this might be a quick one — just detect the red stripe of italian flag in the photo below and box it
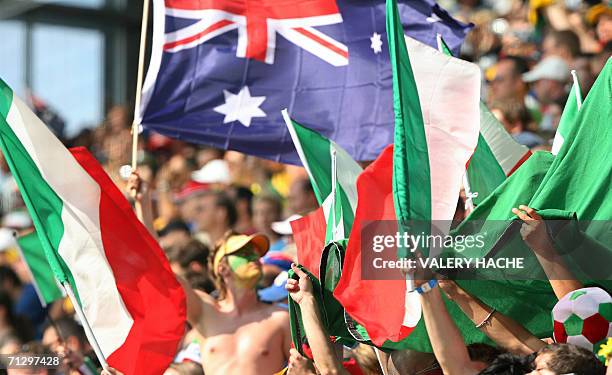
[0,79,185,375]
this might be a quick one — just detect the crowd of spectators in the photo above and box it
[0,0,610,374]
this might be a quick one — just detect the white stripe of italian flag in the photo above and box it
[437,34,531,206]
[0,79,185,375]
[477,103,532,176]
[463,103,532,206]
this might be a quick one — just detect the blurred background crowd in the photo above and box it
[0,0,611,374]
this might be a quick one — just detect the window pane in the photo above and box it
[40,0,106,8]
[0,21,26,95]
[32,24,104,138]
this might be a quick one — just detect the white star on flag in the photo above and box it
[370,32,383,54]
[214,86,266,127]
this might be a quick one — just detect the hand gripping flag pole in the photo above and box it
[131,0,151,170]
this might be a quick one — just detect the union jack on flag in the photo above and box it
[163,0,349,66]
[140,0,472,164]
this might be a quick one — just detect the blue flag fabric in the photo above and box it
[140,0,472,164]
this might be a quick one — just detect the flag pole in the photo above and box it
[436,33,443,52]
[374,348,389,375]
[61,281,110,371]
[570,70,582,110]
[46,310,65,344]
[130,0,152,170]
[330,149,337,239]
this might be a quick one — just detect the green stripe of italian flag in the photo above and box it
[0,79,185,375]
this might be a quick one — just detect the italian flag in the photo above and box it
[0,79,186,375]
[283,109,361,235]
[438,35,531,206]
[283,111,362,275]
[334,0,481,345]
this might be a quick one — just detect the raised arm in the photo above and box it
[286,264,348,375]
[127,170,219,336]
[440,279,545,355]
[176,276,220,338]
[417,280,480,375]
[154,164,180,222]
[126,171,157,239]
[512,205,583,300]
[177,277,204,323]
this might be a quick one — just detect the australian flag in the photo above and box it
[139,0,472,164]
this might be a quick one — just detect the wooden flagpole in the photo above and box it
[131,0,152,170]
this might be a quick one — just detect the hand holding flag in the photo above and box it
[401,250,434,291]
[512,205,583,299]
[512,205,552,252]
[126,172,147,201]
[286,263,315,306]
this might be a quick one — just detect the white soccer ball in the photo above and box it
[552,287,612,352]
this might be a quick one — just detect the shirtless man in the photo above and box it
[127,173,291,375]
[183,233,291,374]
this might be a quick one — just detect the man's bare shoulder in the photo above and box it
[194,289,223,329]
[263,304,290,325]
